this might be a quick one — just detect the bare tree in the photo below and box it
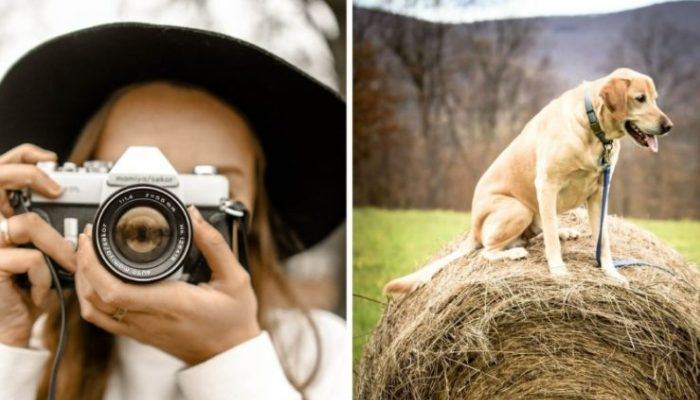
[445,18,552,151]
[353,10,406,206]
[353,7,553,209]
[436,18,554,208]
[374,13,450,206]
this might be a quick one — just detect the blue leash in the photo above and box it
[586,90,649,270]
[596,154,697,291]
[594,165,647,268]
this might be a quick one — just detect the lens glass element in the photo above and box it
[93,184,192,283]
[114,206,171,264]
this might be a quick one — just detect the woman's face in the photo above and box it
[94,82,257,213]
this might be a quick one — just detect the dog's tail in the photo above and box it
[383,232,480,295]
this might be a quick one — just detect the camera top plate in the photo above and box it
[28,146,230,207]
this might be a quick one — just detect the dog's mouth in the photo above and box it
[624,121,658,153]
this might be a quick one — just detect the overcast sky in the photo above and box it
[353,0,689,22]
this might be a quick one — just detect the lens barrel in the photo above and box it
[93,184,192,283]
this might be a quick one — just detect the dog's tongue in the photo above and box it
[645,135,658,152]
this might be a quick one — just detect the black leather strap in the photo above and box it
[585,89,613,167]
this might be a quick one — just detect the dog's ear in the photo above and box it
[600,78,630,121]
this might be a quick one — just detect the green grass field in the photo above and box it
[352,208,700,369]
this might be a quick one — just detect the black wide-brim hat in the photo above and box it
[0,22,345,258]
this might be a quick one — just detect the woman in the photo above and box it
[0,23,346,400]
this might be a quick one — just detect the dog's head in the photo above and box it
[598,68,672,152]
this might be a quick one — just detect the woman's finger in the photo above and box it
[3,213,77,272]
[0,144,57,165]
[189,206,247,284]
[76,232,139,310]
[0,192,14,217]
[77,231,181,312]
[74,257,121,318]
[74,257,103,309]
[75,292,132,337]
[0,164,62,198]
[0,248,52,308]
[74,257,157,336]
[74,260,132,317]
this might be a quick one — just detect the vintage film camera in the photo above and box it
[12,146,249,287]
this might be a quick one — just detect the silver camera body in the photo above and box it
[14,146,242,285]
[32,146,229,213]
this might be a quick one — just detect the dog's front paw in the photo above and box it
[482,247,529,261]
[507,247,529,260]
[549,264,570,277]
[602,267,629,285]
[558,228,581,241]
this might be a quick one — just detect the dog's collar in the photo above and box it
[585,88,613,167]
[585,89,612,146]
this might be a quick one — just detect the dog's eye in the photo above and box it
[636,94,646,103]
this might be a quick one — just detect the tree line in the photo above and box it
[353,6,700,219]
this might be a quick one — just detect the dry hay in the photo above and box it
[357,210,700,400]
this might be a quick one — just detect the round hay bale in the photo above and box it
[357,210,700,400]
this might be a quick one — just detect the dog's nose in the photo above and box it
[660,118,673,134]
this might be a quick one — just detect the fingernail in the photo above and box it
[42,150,58,160]
[79,232,92,245]
[49,180,63,194]
[189,206,203,222]
[85,224,93,237]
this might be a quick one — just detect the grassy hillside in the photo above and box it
[353,208,700,368]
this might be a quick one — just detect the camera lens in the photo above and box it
[93,184,192,283]
[114,206,171,263]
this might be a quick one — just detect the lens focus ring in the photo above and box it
[93,184,192,283]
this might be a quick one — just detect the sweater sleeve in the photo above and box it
[302,311,350,400]
[0,343,50,400]
[177,331,301,400]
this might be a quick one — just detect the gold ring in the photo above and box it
[0,218,14,246]
[111,308,128,322]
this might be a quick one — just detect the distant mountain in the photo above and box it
[529,1,700,87]
[356,1,700,91]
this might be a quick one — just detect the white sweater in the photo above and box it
[0,309,348,400]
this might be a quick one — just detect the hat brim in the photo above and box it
[0,22,346,257]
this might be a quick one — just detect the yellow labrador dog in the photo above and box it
[385,68,672,294]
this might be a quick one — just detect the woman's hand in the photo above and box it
[75,206,261,365]
[0,144,76,347]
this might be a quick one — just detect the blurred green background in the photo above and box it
[352,208,700,369]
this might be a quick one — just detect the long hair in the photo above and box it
[36,82,321,399]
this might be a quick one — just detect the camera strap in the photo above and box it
[220,200,251,271]
[232,218,250,271]
[9,191,66,400]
